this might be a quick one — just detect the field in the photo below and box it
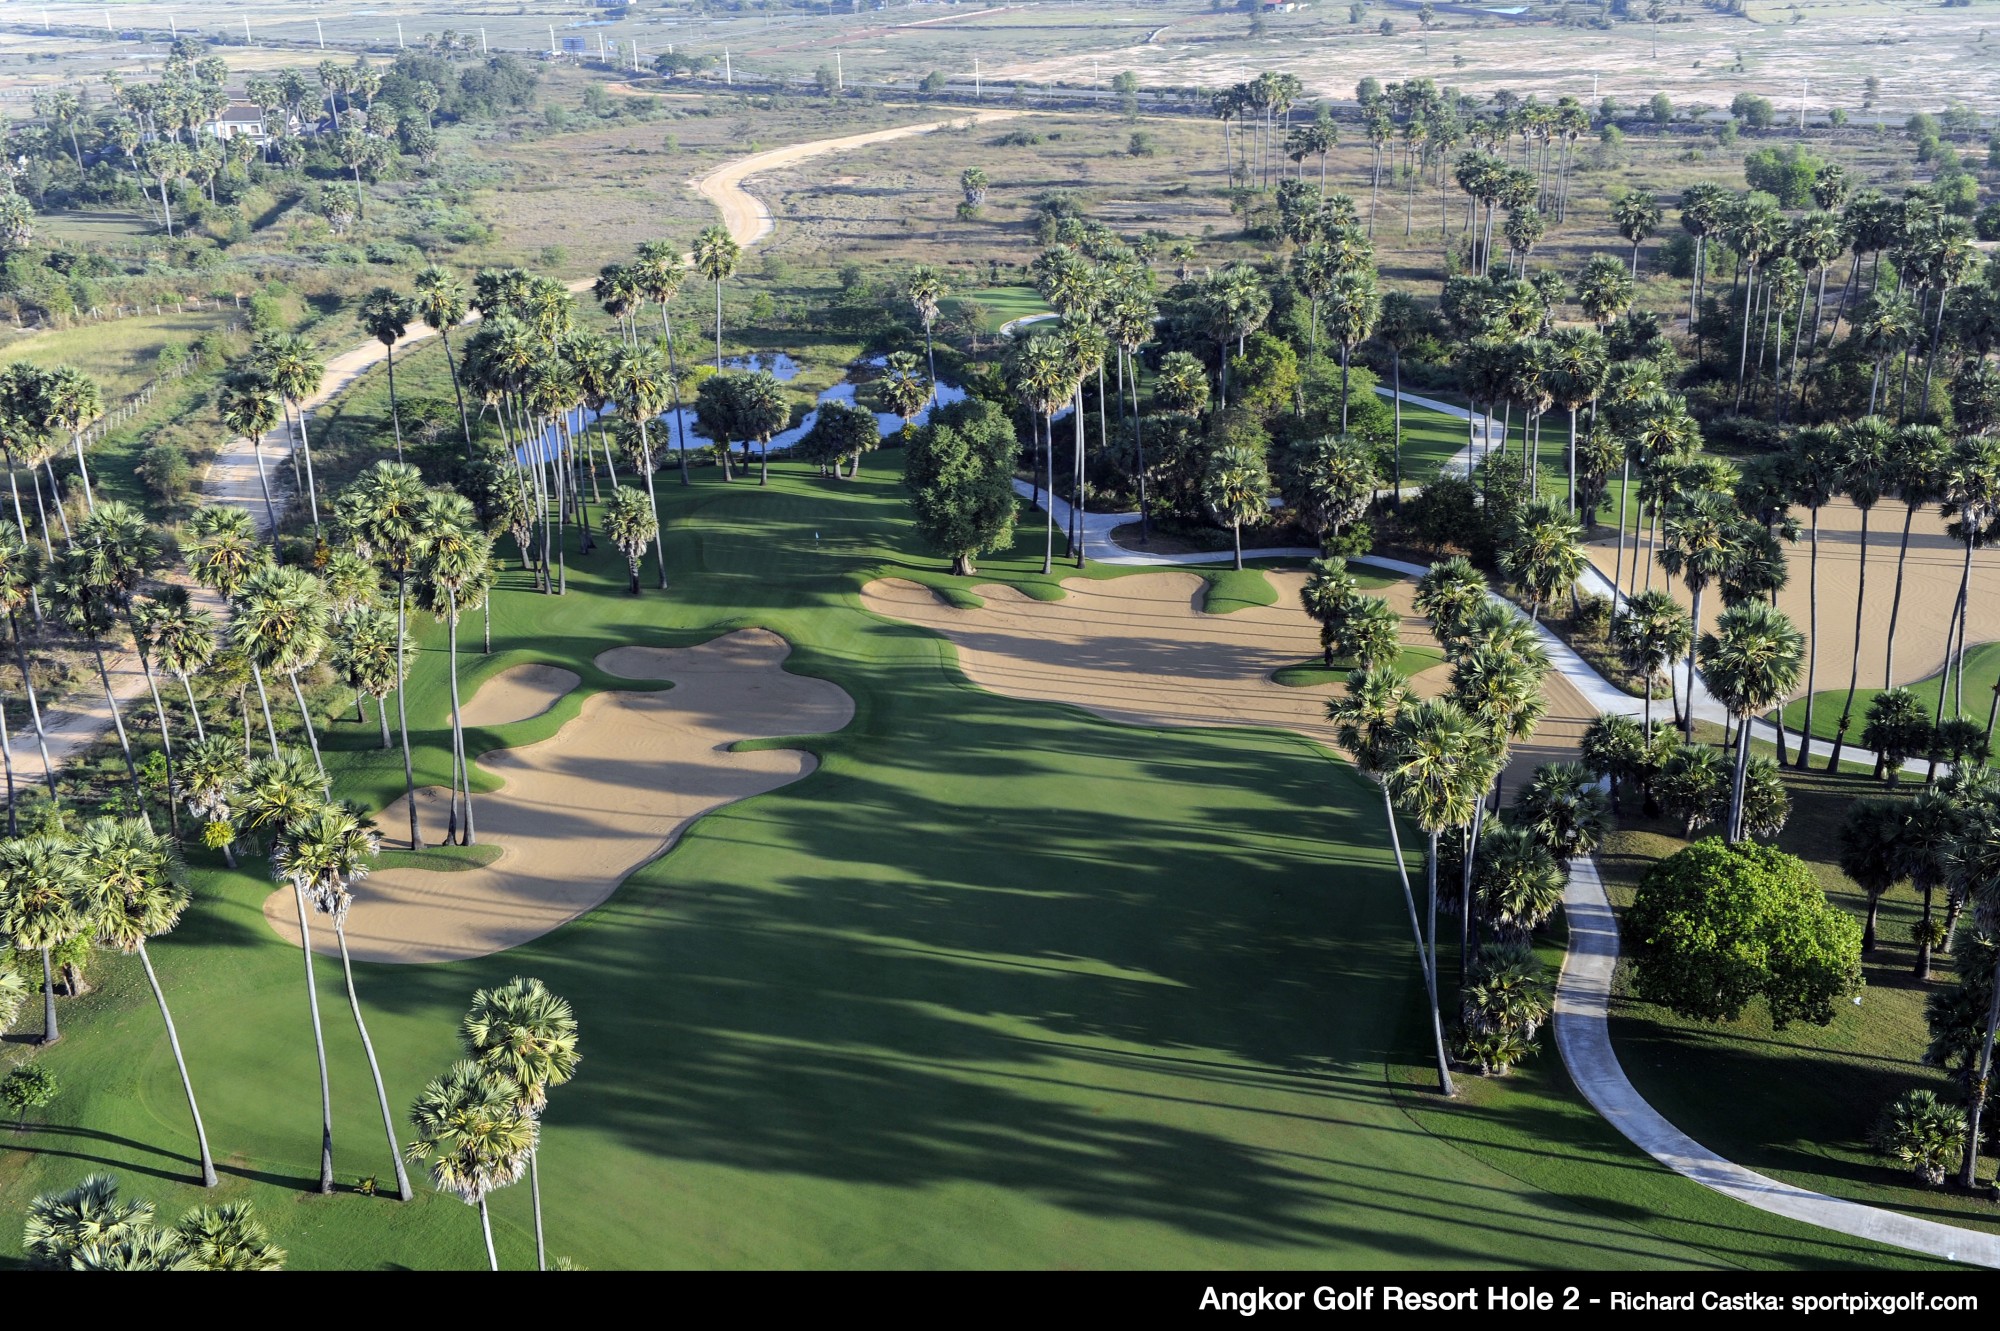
[0,443,1945,1271]
[0,308,237,400]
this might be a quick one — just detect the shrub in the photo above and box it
[138,442,194,507]
[1871,1090,1965,1187]
[1,1064,57,1127]
[1629,838,1863,1027]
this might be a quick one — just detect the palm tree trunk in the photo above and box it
[38,946,57,1045]
[1613,456,1630,594]
[1339,347,1352,432]
[334,924,415,1202]
[1382,786,1452,1095]
[0,697,14,838]
[181,674,205,742]
[287,671,323,775]
[1729,711,1751,842]
[1232,519,1243,571]
[1796,510,1820,768]
[136,938,217,1187]
[93,643,145,811]
[439,327,474,459]
[291,884,336,1194]
[1883,502,1918,689]
[1958,951,2000,1188]
[531,1151,546,1271]
[1424,828,1455,1095]
[1735,263,1757,406]
[249,434,280,546]
[1566,407,1578,515]
[1916,879,1936,981]
[377,695,391,749]
[447,595,474,845]
[394,576,421,851]
[1828,506,1869,770]
[384,344,403,462]
[133,639,179,835]
[41,458,71,544]
[292,402,322,539]
[1042,413,1055,576]
[68,431,95,514]
[478,1195,499,1270]
[633,420,669,590]
[1128,350,1150,542]
[1683,586,1703,743]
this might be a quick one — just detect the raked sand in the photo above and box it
[262,629,853,965]
[859,569,1596,793]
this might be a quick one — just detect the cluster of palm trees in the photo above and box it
[1207,72,1307,192]
[24,1175,284,1270]
[407,977,578,1271]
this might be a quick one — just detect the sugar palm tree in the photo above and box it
[1612,190,1661,277]
[1053,317,1108,565]
[632,241,695,486]
[1373,292,1434,503]
[359,287,417,461]
[1291,241,1337,361]
[255,335,327,541]
[1202,442,1271,572]
[1450,643,1548,961]
[138,588,216,743]
[1012,333,1075,575]
[608,344,674,580]
[174,1202,285,1271]
[1828,416,1892,768]
[464,977,580,1272]
[276,801,413,1202]
[1299,555,1359,667]
[43,541,146,811]
[603,486,658,596]
[1324,269,1381,432]
[1898,784,1968,982]
[231,564,330,771]
[217,374,285,540]
[1946,820,2000,1186]
[76,818,217,1187]
[44,366,103,516]
[691,224,741,370]
[175,734,247,868]
[1107,293,1158,540]
[328,607,405,749]
[1881,424,1951,689]
[1470,823,1564,942]
[1936,436,2000,738]
[333,461,428,850]
[413,491,488,845]
[1414,556,1488,656]
[1386,697,1499,1097]
[406,1062,539,1270]
[906,266,948,399]
[1837,796,1906,954]
[0,835,84,1045]
[0,531,57,802]
[1610,590,1690,732]
[1328,666,1454,1092]
[1545,327,1607,514]
[1657,490,1740,741]
[1699,601,1805,841]
[1783,424,1841,766]
[412,265,474,453]
[21,1176,153,1269]
[1498,496,1586,623]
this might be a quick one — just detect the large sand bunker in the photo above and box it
[458,664,581,729]
[263,629,854,964]
[859,570,1593,790]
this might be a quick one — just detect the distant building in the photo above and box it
[561,36,587,53]
[202,102,269,141]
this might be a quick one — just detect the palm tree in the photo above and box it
[691,224,741,370]
[633,241,695,488]
[1657,491,1740,741]
[608,344,674,583]
[1897,785,1967,982]
[1107,293,1158,540]
[1052,317,1108,566]
[1291,241,1337,361]
[1579,712,1646,813]
[603,486,658,595]
[1881,424,1951,689]
[1611,590,1691,732]
[464,977,580,1272]
[1612,190,1661,277]
[359,287,417,461]
[412,265,474,454]
[1012,334,1075,576]
[1946,819,2000,1186]
[1726,195,1784,407]
[175,1202,286,1270]
[1783,424,1841,766]
[76,818,217,1186]
[1837,797,1906,954]
[1373,292,1434,503]
[1697,602,1805,841]
[328,607,405,749]
[1324,270,1381,432]
[1545,327,1607,515]
[21,1176,154,1269]
[333,462,427,850]
[1470,823,1565,943]
[0,533,56,803]
[406,1062,539,1270]
[1514,761,1609,865]
[1935,436,2000,739]
[276,802,414,1202]
[1498,496,1586,623]
[1415,556,1490,656]
[1387,697,1499,1096]
[256,336,328,542]
[1828,416,1892,768]
[1575,254,1634,330]
[231,565,330,771]
[138,588,216,743]
[175,734,247,867]
[413,491,489,845]
[1328,667,1454,1092]
[1450,643,1549,960]
[1202,442,1270,572]
[0,835,84,1045]
[906,266,949,398]
[43,540,147,811]
[44,366,104,516]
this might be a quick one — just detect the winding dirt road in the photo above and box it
[11,111,1006,790]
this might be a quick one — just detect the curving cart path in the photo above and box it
[11,112,1012,791]
[1014,480,1998,1268]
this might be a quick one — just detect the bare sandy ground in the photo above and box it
[261,629,853,965]
[458,664,581,729]
[1595,494,2000,700]
[859,570,1593,795]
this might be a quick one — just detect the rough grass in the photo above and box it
[0,309,236,401]
[1272,644,1445,689]
[1786,642,2000,755]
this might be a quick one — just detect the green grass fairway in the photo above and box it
[0,448,1951,1270]
[1785,642,2000,756]
[943,286,1049,333]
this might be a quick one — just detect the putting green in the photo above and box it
[0,454,1943,1270]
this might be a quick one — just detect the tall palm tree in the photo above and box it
[632,240,695,487]
[1373,292,1433,504]
[1698,602,1805,841]
[277,801,414,1202]
[43,366,104,516]
[1449,643,1548,960]
[43,540,146,811]
[1545,327,1608,515]
[411,265,474,454]
[1386,697,1498,1096]
[76,818,218,1186]
[603,487,658,596]
[255,336,328,542]
[1778,424,1839,765]
[1657,490,1740,741]
[1012,334,1075,576]
[138,588,216,743]
[1881,423,1951,689]
[608,344,674,581]
[1328,667,1454,1092]
[464,977,580,1272]
[413,491,488,846]
[1414,556,1489,654]
[328,607,405,748]
[1291,241,1338,361]
[406,1062,538,1270]
[1202,442,1271,572]
[1324,269,1381,432]
[359,287,417,461]
[1897,784,1967,982]
[216,376,282,542]
[1946,820,2000,1186]
[1611,590,1692,733]
[1611,190,1661,277]
[231,565,330,771]
[1837,797,1906,954]
[0,531,57,801]
[333,462,427,850]
[0,835,84,1045]
[1935,436,2000,739]
[691,224,741,371]
[1498,496,1585,623]
[1053,316,1108,566]
[1107,293,1157,541]
[1829,416,1892,768]
[175,734,247,867]
[906,265,949,399]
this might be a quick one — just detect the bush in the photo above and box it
[0,1064,57,1127]
[1127,131,1157,157]
[1629,838,1863,1028]
[137,441,194,507]
[1871,1090,1965,1187]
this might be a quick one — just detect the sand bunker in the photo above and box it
[859,570,1593,792]
[263,629,853,964]
[458,664,582,729]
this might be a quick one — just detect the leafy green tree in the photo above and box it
[902,398,1019,577]
[1,1064,56,1128]
[1630,838,1863,1027]
[796,399,879,480]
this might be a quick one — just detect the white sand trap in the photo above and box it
[458,664,582,729]
[859,570,1593,790]
[263,629,854,965]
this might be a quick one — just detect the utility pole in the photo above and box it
[244,16,252,44]
[836,52,843,89]
[398,22,405,50]
[480,29,488,55]
[315,19,324,49]
[725,49,732,84]
[974,56,981,96]
[169,15,176,37]
[1800,77,1808,130]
